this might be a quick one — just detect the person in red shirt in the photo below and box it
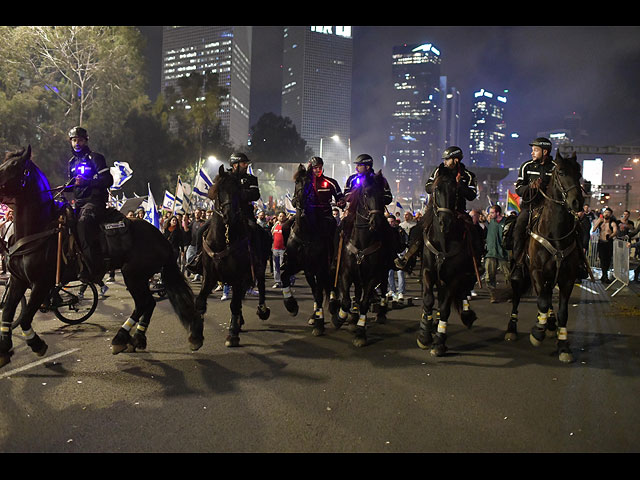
[271,212,287,288]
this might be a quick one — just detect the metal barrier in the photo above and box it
[606,238,630,296]
[586,233,600,268]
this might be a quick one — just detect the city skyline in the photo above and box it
[140,26,640,165]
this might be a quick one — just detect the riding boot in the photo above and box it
[395,213,431,271]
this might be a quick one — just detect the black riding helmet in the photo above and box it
[309,156,324,168]
[529,137,552,153]
[442,146,463,161]
[230,152,250,165]
[68,126,88,139]
[353,153,373,166]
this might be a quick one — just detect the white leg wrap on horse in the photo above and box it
[122,317,137,331]
[339,308,348,320]
[537,312,548,325]
[462,299,470,311]
[558,327,568,340]
[136,324,147,333]
[282,287,292,298]
[357,314,366,327]
[316,308,324,319]
[437,321,447,334]
[21,328,35,340]
[0,326,10,334]
[330,291,336,301]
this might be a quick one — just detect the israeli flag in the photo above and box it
[175,177,192,214]
[110,162,133,190]
[193,168,213,198]
[144,184,160,229]
[395,201,404,210]
[284,193,296,214]
[162,191,175,212]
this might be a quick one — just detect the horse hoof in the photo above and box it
[189,334,204,351]
[27,335,48,357]
[353,336,367,348]
[312,326,325,337]
[417,334,433,349]
[376,314,386,324]
[225,336,240,348]
[284,297,299,316]
[308,315,315,326]
[111,343,128,355]
[111,328,132,355]
[559,352,574,363]
[530,326,546,347]
[0,350,13,368]
[131,333,147,351]
[257,305,271,321]
[331,315,344,330]
[504,332,517,342]
[461,310,477,329]
[430,344,447,357]
[546,328,557,338]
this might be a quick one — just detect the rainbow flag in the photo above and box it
[507,190,521,213]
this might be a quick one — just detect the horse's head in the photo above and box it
[348,170,386,231]
[209,164,242,224]
[293,163,309,212]
[0,145,32,200]
[431,165,458,235]
[551,151,584,213]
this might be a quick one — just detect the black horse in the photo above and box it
[504,151,584,363]
[416,165,477,357]
[0,146,203,367]
[329,170,391,347]
[195,165,270,347]
[280,164,336,336]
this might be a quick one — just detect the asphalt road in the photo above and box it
[0,268,638,453]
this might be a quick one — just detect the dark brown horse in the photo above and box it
[504,151,584,363]
[415,165,478,357]
[0,146,203,367]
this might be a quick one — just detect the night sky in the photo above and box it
[138,25,640,164]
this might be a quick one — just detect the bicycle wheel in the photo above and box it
[52,281,98,325]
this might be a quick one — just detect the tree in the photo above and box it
[249,113,313,164]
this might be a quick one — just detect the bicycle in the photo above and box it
[0,276,98,330]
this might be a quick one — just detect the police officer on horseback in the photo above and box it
[295,156,345,241]
[343,154,393,205]
[510,137,555,282]
[65,126,113,283]
[395,146,479,270]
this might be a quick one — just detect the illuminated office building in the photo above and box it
[468,88,507,168]
[281,26,352,176]
[161,26,252,148]
[388,42,443,198]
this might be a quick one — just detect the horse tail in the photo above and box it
[161,260,200,332]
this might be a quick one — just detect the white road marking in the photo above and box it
[0,348,80,379]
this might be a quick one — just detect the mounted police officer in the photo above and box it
[343,153,393,205]
[395,146,479,270]
[187,152,264,274]
[294,156,345,248]
[510,137,555,282]
[65,126,113,283]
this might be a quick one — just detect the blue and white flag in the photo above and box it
[110,161,133,190]
[175,177,192,214]
[162,191,175,212]
[284,193,296,214]
[144,183,160,229]
[395,201,404,210]
[193,168,213,198]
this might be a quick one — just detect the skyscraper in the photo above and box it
[281,26,353,177]
[468,88,507,168]
[387,42,443,198]
[161,26,252,148]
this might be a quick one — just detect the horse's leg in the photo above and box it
[0,277,30,366]
[555,277,575,363]
[431,279,452,357]
[112,270,152,354]
[255,261,270,321]
[529,270,553,348]
[376,274,388,324]
[225,282,245,347]
[459,273,478,329]
[505,267,529,341]
[305,271,318,326]
[353,279,374,348]
[311,273,326,337]
[19,280,53,357]
[281,248,299,316]
[418,267,436,349]
[331,268,352,330]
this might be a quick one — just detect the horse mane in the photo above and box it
[293,164,308,183]
[345,170,387,217]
